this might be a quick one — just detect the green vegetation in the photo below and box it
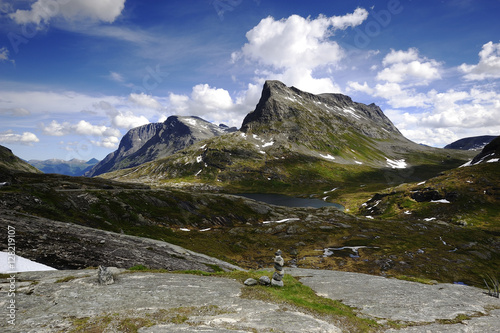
[55,276,78,283]
[66,305,230,333]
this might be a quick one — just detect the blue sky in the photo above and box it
[1,0,499,161]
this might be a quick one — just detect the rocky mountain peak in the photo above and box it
[241,80,404,144]
[86,116,235,177]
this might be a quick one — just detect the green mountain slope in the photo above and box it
[0,145,41,175]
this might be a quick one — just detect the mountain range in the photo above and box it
[100,80,475,191]
[28,158,99,176]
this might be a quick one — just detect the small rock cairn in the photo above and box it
[97,266,114,285]
[271,249,284,287]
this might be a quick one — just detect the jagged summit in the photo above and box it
[241,80,403,141]
[86,116,235,177]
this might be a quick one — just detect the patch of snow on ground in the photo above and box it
[355,161,363,165]
[195,170,202,176]
[320,154,335,160]
[487,158,499,163]
[262,218,300,224]
[431,199,450,204]
[404,211,412,215]
[196,156,203,163]
[262,141,274,147]
[200,228,211,232]
[259,151,266,154]
[324,188,337,194]
[322,196,329,201]
[0,252,57,273]
[365,216,374,219]
[386,158,407,169]
[343,108,362,119]
[424,217,436,221]
[180,228,190,232]
[459,160,472,167]
[183,118,197,126]
[200,144,207,150]
[417,181,426,185]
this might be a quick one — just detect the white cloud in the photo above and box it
[41,120,120,138]
[460,41,500,80]
[111,112,150,129]
[9,0,125,25]
[0,130,39,145]
[128,93,163,110]
[234,11,367,69]
[92,136,120,149]
[231,10,368,95]
[376,48,441,85]
[168,84,253,127]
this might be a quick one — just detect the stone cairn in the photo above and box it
[97,266,114,285]
[271,249,284,287]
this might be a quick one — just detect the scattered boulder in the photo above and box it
[244,278,258,286]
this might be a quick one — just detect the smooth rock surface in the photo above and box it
[0,269,341,333]
[288,268,500,331]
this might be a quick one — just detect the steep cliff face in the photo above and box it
[85,122,163,177]
[86,116,236,177]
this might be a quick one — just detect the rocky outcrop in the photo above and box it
[86,116,236,177]
[0,209,241,272]
[469,135,500,165]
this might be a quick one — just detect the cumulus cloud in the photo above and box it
[9,0,126,25]
[128,93,163,110]
[41,120,120,138]
[232,10,368,94]
[0,130,39,145]
[376,48,442,85]
[460,41,500,80]
[168,84,252,127]
[111,112,150,129]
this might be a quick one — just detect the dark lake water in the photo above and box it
[236,193,344,210]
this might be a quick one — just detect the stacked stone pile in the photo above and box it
[271,249,284,287]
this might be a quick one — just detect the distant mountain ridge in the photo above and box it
[29,158,99,176]
[101,80,475,189]
[86,116,236,177]
[444,135,496,151]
